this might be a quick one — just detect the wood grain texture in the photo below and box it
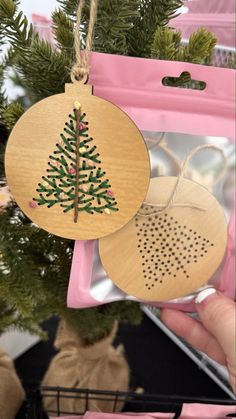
[5,84,150,240]
[99,177,228,301]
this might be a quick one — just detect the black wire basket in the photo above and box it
[18,387,236,419]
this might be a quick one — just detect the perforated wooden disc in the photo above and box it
[5,84,150,240]
[99,177,228,301]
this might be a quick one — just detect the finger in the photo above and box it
[161,308,226,365]
[195,288,236,393]
[195,289,235,359]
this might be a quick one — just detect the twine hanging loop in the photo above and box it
[71,0,99,83]
[138,144,227,217]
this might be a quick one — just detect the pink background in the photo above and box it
[172,0,235,47]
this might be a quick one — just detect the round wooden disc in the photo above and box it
[5,84,150,240]
[99,177,228,301]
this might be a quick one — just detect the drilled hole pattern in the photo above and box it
[135,206,214,291]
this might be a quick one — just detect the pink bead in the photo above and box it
[79,123,87,130]
[68,167,76,174]
[107,189,114,197]
[29,201,37,208]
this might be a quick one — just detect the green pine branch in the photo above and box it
[0,63,8,179]
[0,65,23,143]
[52,9,74,61]
[151,27,182,60]
[127,0,183,57]
[0,202,141,340]
[2,101,24,130]
[0,64,7,116]
[17,38,71,101]
[57,0,183,57]
[0,0,71,101]
[58,0,140,55]
[182,28,217,64]
[0,64,24,176]
[0,0,34,51]
[141,0,183,27]
[93,0,139,54]
[151,27,217,64]
[56,0,79,19]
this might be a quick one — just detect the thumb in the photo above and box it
[195,288,235,355]
[195,288,236,392]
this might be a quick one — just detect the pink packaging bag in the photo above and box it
[182,0,235,14]
[180,402,236,418]
[172,0,235,48]
[51,403,236,418]
[83,413,173,419]
[51,415,172,419]
[67,52,235,312]
[51,415,173,419]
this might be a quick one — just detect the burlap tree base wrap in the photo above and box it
[42,320,130,415]
[0,347,25,419]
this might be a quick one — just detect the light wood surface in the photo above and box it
[99,177,228,301]
[5,84,150,240]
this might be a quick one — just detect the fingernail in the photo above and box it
[195,287,217,307]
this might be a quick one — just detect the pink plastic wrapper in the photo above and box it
[172,0,235,48]
[67,52,235,312]
[82,413,173,418]
[51,402,235,418]
[51,414,173,419]
[180,402,236,418]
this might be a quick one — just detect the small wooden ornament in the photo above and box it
[5,84,150,240]
[99,177,228,301]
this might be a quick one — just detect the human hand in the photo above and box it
[161,288,236,394]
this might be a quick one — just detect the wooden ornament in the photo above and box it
[5,84,150,240]
[99,177,228,301]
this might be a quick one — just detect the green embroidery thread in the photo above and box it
[33,108,119,222]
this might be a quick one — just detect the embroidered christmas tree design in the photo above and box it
[33,102,119,222]
[135,208,214,291]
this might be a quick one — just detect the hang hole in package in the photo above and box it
[67,53,235,312]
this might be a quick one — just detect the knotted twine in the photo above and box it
[71,0,99,82]
[138,144,227,217]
